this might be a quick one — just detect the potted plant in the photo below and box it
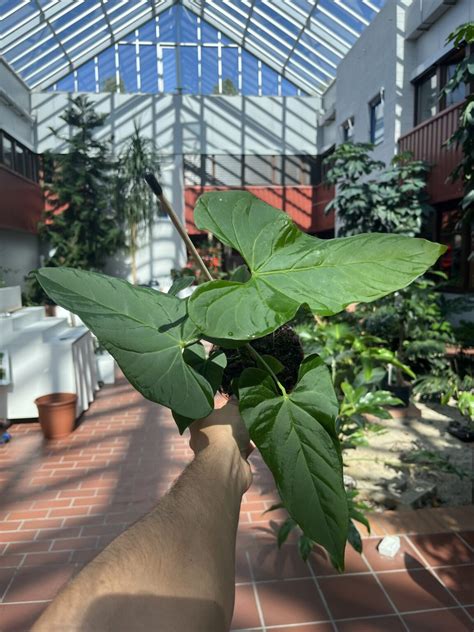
[36,190,444,569]
[34,392,77,440]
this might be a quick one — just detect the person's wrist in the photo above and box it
[202,438,252,494]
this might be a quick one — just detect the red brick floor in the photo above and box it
[0,375,473,631]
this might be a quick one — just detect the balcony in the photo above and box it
[184,184,335,236]
[0,164,42,233]
[398,103,464,204]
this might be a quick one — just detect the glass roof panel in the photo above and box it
[0,0,385,94]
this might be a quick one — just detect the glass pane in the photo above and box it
[15,144,26,176]
[416,73,437,124]
[181,47,198,94]
[241,49,258,95]
[370,98,384,144]
[139,45,157,93]
[98,47,116,91]
[56,73,75,91]
[201,47,218,94]
[77,59,97,91]
[201,21,218,43]
[138,18,157,42]
[162,48,177,92]
[221,47,238,94]
[244,155,274,185]
[181,8,198,42]
[159,6,177,41]
[2,136,14,169]
[445,63,465,106]
[118,44,138,92]
[281,77,298,96]
[262,64,279,95]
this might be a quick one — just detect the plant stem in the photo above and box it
[245,344,287,397]
[143,173,212,282]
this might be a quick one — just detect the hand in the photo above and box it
[189,398,253,491]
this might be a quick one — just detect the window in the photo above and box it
[414,47,468,125]
[342,117,354,142]
[444,60,466,107]
[370,94,384,145]
[0,131,39,183]
[184,154,317,186]
[415,71,438,125]
[2,135,14,169]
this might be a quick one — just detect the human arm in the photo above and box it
[32,399,252,632]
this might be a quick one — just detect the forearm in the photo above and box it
[33,443,246,632]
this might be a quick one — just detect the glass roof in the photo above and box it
[0,0,385,95]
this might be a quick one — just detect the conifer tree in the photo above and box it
[41,95,124,271]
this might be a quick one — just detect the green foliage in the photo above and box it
[294,317,403,450]
[212,78,239,95]
[102,75,126,93]
[116,122,161,284]
[444,22,474,216]
[36,268,223,421]
[36,96,124,291]
[36,191,445,568]
[324,143,433,236]
[239,356,347,569]
[401,447,470,480]
[360,274,472,402]
[188,191,444,339]
[457,390,474,421]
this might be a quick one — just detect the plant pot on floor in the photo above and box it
[447,420,474,443]
[34,393,77,440]
[387,383,412,407]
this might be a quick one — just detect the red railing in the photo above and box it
[184,185,335,235]
[398,103,464,203]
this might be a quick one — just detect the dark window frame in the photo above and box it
[369,93,384,145]
[0,129,39,183]
[414,45,469,126]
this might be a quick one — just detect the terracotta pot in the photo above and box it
[44,304,56,317]
[34,393,77,440]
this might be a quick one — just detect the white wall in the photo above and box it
[32,93,320,156]
[0,60,40,290]
[0,59,34,148]
[0,230,39,289]
[32,92,320,285]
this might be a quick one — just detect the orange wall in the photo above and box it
[185,185,335,235]
[0,165,42,233]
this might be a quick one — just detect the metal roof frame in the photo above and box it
[0,0,383,95]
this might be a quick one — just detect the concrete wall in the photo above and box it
[332,0,471,167]
[0,60,40,290]
[0,230,39,289]
[31,92,320,285]
[0,59,34,148]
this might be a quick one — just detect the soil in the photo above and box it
[218,325,304,396]
[344,401,474,511]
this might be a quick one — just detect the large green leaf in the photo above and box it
[172,348,227,434]
[238,355,348,569]
[188,191,446,340]
[36,268,215,420]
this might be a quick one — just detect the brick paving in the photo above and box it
[0,374,473,631]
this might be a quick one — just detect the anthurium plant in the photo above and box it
[36,190,445,570]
